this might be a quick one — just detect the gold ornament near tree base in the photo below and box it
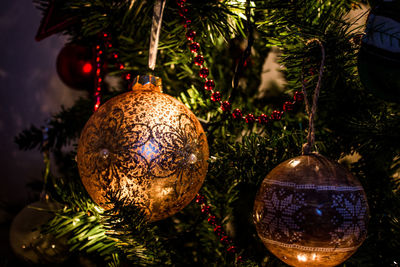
[9,200,68,264]
[253,153,369,267]
[77,75,209,222]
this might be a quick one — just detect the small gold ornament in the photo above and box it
[77,75,209,221]
[9,201,68,264]
[253,153,369,267]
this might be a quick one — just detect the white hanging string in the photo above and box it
[148,0,166,70]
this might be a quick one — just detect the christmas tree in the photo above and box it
[8,0,400,266]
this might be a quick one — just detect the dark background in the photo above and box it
[0,0,84,205]
[0,1,83,264]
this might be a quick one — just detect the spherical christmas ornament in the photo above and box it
[56,43,95,90]
[253,153,369,267]
[77,75,209,222]
[9,201,68,264]
[357,1,400,102]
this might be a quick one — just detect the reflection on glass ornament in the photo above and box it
[77,75,209,222]
[9,201,68,264]
[100,148,110,159]
[188,153,198,164]
[253,153,369,267]
[56,43,95,90]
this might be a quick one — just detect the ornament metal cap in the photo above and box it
[132,75,162,92]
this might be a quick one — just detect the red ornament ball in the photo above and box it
[56,43,95,90]
[254,153,369,267]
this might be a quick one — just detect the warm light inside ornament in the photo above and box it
[253,153,369,267]
[77,75,209,221]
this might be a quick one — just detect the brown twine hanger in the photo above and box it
[301,38,326,155]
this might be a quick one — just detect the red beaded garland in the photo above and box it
[176,0,186,8]
[201,205,211,214]
[98,1,307,129]
[195,194,206,204]
[220,235,230,245]
[258,114,269,125]
[283,101,294,112]
[179,23,303,127]
[186,29,196,40]
[94,44,103,111]
[214,225,223,235]
[270,110,283,121]
[194,193,243,260]
[179,7,188,17]
[232,108,243,120]
[221,101,232,112]
[245,114,255,124]
[211,91,222,102]
[294,91,304,102]
[189,42,200,53]
[227,245,237,253]
[194,55,205,66]
[204,80,215,91]
[236,256,243,263]
[208,215,217,225]
[199,67,209,78]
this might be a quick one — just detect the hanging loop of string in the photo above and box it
[301,38,326,155]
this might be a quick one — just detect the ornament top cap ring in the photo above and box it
[132,75,162,93]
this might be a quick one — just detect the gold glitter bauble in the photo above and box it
[9,201,68,264]
[253,153,369,267]
[77,75,209,221]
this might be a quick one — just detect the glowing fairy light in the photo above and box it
[297,254,307,262]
